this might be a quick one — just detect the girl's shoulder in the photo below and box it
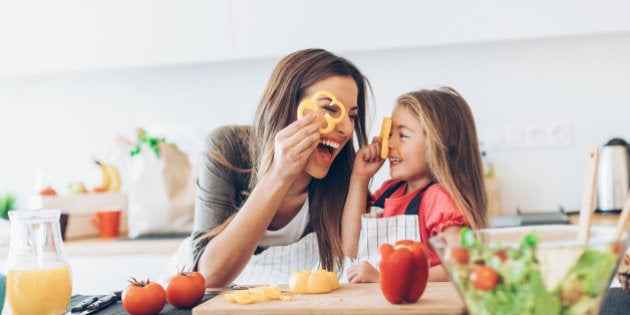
[372,179,405,197]
[423,183,457,208]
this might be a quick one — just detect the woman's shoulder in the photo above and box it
[203,125,252,166]
[205,125,252,150]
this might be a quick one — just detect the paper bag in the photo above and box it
[127,141,195,238]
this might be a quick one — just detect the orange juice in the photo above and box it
[7,263,72,315]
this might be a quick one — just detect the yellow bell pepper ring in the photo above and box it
[379,117,392,160]
[297,90,347,134]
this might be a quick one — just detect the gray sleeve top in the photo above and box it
[191,125,252,270]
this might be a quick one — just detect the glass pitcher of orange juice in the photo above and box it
[6,209,72,315]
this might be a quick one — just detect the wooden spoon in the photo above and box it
[613,190,630,242]
[577,147,599,245]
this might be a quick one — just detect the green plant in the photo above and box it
[0,193,16,219]
[129,128,169,158]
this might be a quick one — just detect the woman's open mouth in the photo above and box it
[316,138,341,164]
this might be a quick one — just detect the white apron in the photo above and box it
[234,232,320,285]
[339,181,435,283]
[161,231,320,286]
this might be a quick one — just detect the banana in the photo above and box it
[105,164,121,192]
[94,161,121,192]
[94,161,110,191]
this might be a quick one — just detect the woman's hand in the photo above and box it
[271,112,321,182]
[347,261,380,283]
[352,137,385,181]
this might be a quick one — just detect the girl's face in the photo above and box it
[302,75,359,179]
[388,105,431,190]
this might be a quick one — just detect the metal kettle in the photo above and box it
[597,138,630,212]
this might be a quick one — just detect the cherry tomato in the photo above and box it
[166,271,206,308]
[122,278,166,315]
[470,266,500,291]
[39,187,57,196]
[494,249,508,262]
[445,248,469,264]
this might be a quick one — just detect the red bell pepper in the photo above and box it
[378,239,429,304]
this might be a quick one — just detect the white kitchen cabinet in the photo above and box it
[230,0,630,59]
[0,0,233,76]
[1,0,629,76]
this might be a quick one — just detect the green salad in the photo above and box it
[445,227,619,315]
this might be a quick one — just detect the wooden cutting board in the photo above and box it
[193,282,465,314]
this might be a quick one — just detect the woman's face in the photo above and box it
[388,105,431,190]
[302,75,359,179]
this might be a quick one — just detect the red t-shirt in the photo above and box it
[370,179,469,266]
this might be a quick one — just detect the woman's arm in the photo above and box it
[196,113,321,287]
[341,139,384,258]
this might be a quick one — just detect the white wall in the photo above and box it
[2,33,630,215]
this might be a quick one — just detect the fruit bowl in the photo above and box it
[429,225,629,315]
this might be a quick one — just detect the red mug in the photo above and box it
[91,210,121,238]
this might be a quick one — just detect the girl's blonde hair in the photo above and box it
[396,87,487,228]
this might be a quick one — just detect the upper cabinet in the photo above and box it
[1,0,629,76]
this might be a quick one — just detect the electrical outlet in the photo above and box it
[481,121,572,149]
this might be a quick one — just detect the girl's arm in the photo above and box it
[427,225,465,281]
[197,113,321,287]
[342,138,385,258]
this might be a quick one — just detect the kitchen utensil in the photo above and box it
[205,285,256,295]
[597,138,630,212]
[430,225,630,315]
[70,296,98,313]
[5,209,72,315]
[70,291,121,315]
[578,147,599,244]
[614,191,630,242]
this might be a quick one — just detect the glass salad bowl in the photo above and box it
[429,225,629,315]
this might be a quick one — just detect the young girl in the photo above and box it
[341,87,487,283]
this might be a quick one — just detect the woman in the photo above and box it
[191,48,371,287]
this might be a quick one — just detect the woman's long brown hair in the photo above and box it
[396,87,488,228]
[202,49,370,272]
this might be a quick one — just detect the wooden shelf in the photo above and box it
[0,236,184,257]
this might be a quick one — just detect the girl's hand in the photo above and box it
[270,112,321,182]
[347,261,380,283]
[352,137,385,180]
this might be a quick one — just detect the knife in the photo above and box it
[205,285,255,294]
[71,291,121,315]
[70,296,99,313]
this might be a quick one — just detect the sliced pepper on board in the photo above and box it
[378,240,430,304]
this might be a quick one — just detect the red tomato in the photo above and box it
[494,249,508,262]
[446,248,469,264]
[166,271,206,308]
[39,187,57,196]
[122,279,166,315]
[470,266,500,291]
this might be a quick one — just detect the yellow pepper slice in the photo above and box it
[297,90,347,134]
[289,269,340,294]
[224,285,289,305]
[380,117,392,159]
